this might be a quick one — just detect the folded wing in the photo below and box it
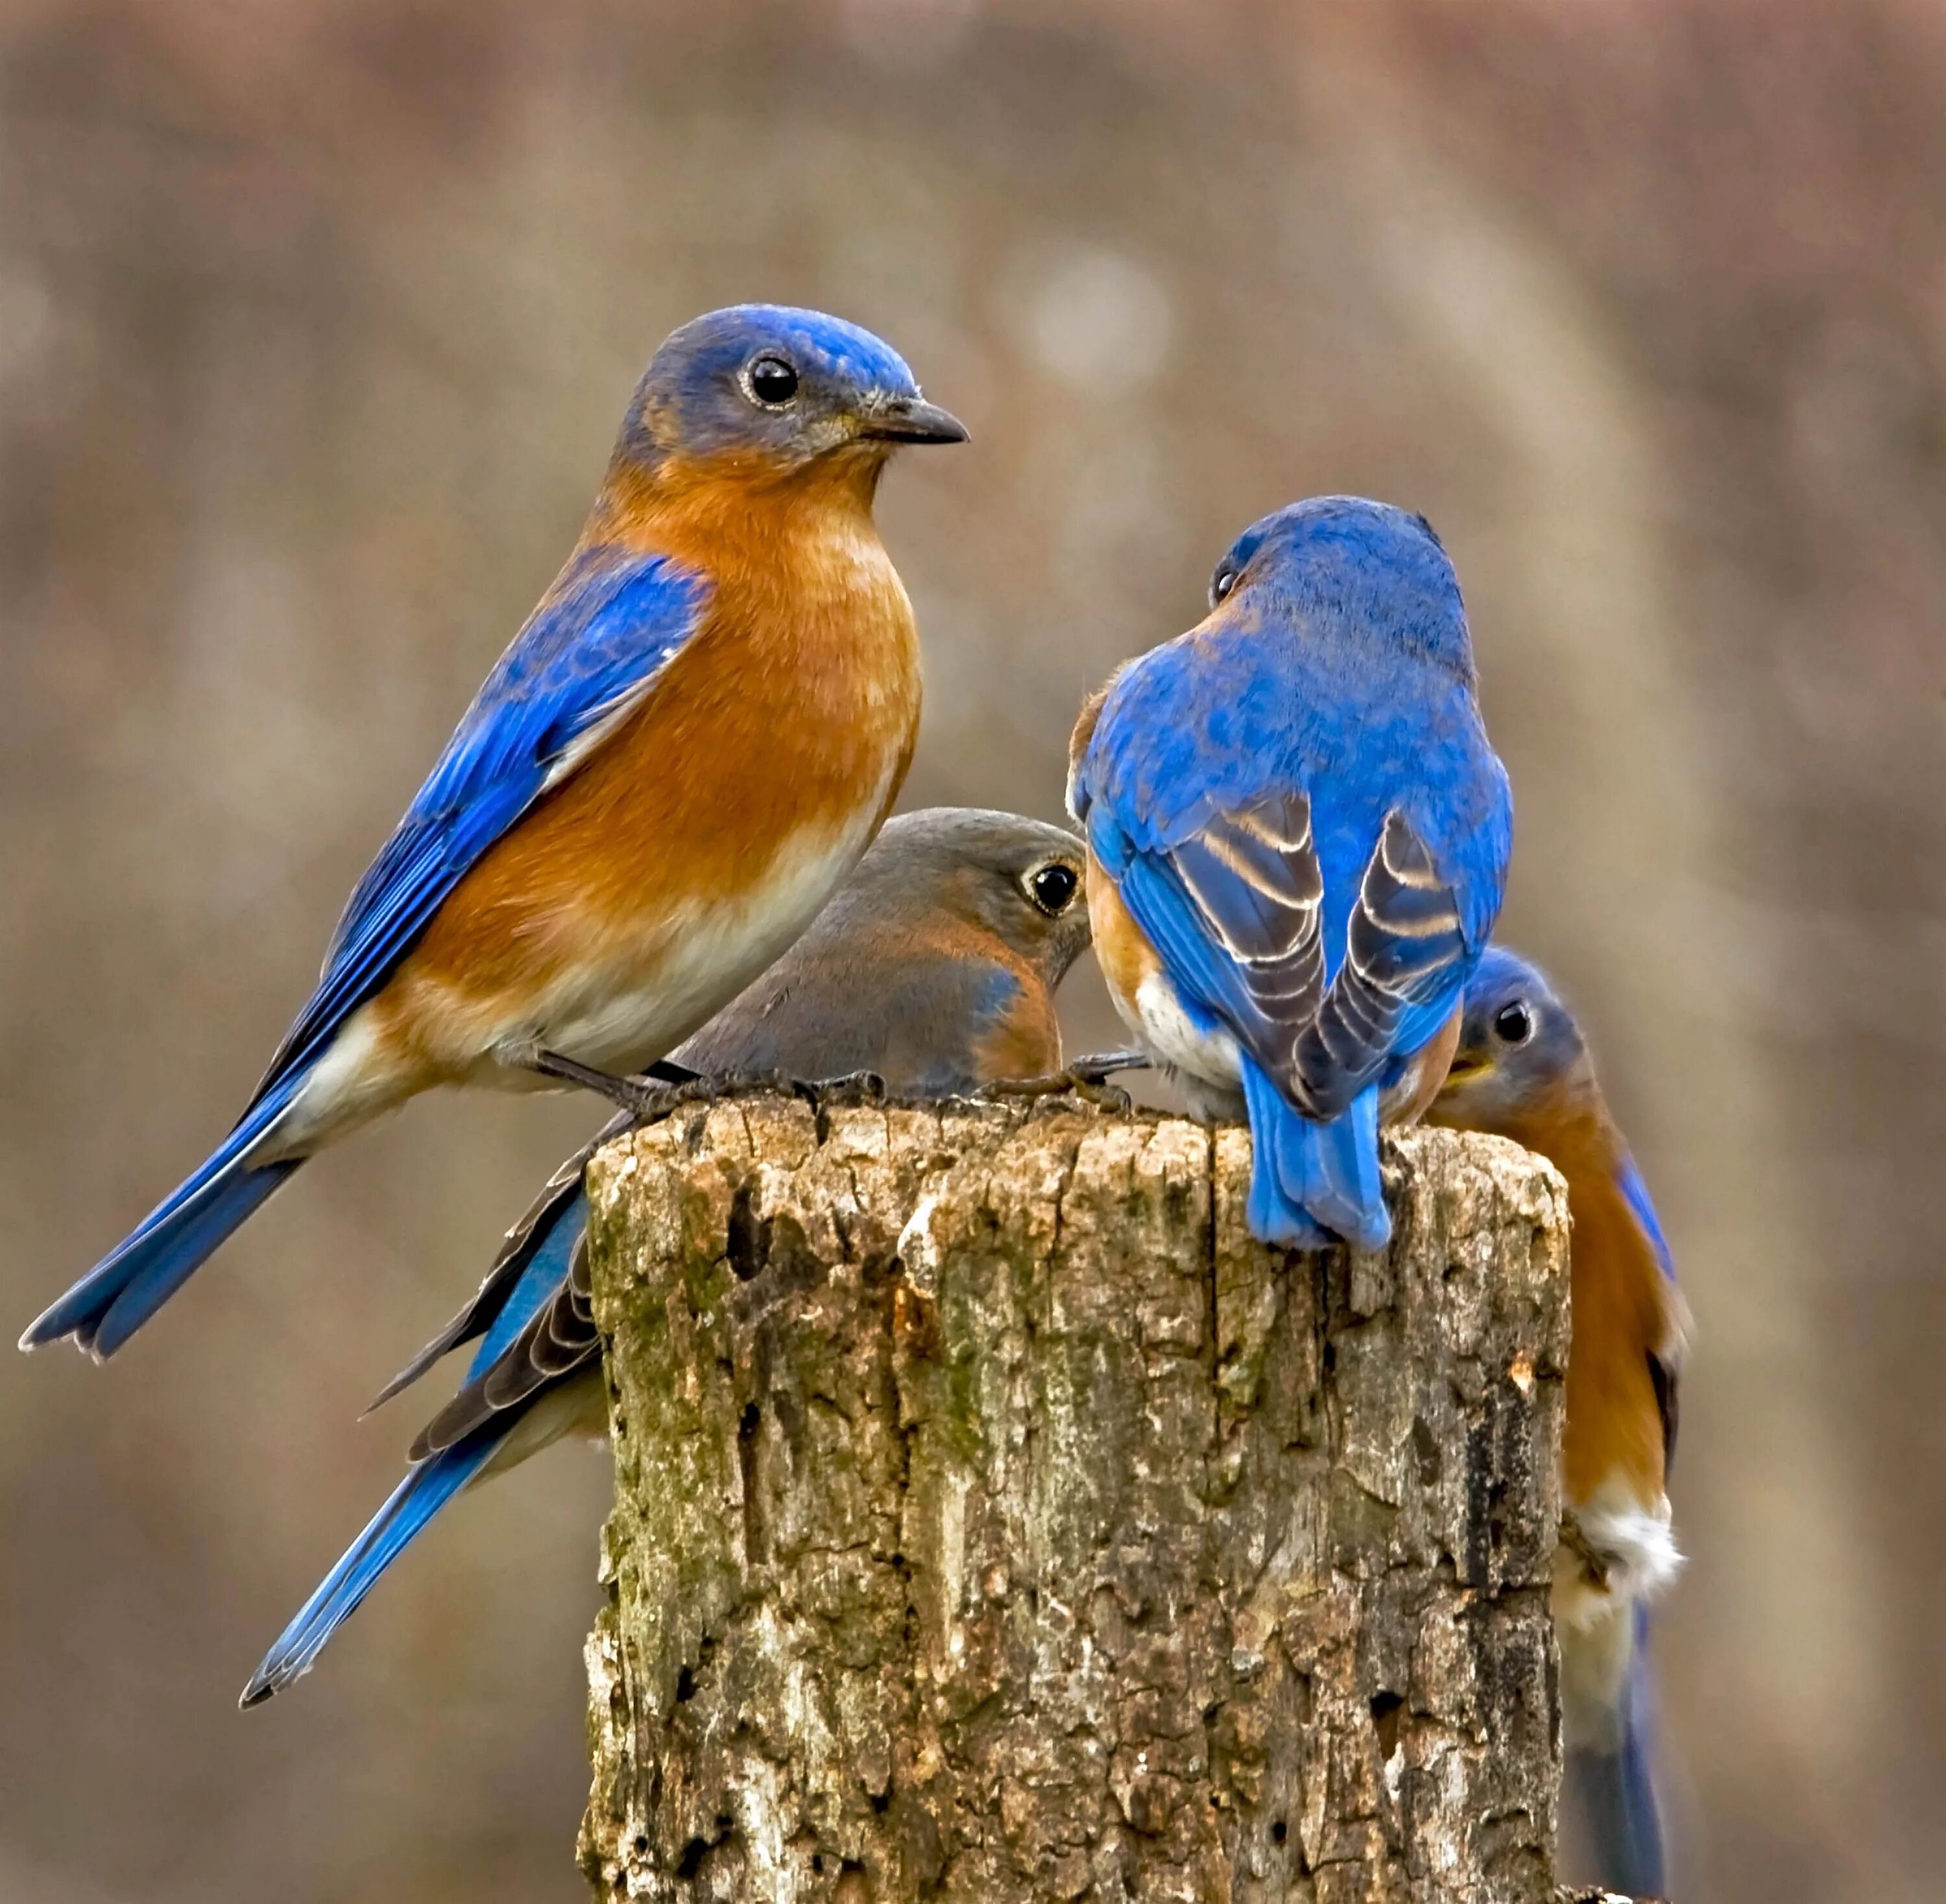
[1112,795,1468,1117]
[256,554,709,1102]
[1293,811,1469,1116]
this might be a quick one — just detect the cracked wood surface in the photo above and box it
[579,1096,1571,1903]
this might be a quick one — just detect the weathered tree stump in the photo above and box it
[578,1096,1571,1904]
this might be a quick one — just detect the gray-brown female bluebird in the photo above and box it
[242,806,1088,1702]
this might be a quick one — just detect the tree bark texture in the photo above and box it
[578,1096,1572,1904]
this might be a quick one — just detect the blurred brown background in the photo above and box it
[2,1,1942,1898]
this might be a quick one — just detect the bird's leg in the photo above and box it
[1557,1510,1613,1593]
[531,1052,893,1126]
[529,1050,703,1118]
[977,1049,1150,1114]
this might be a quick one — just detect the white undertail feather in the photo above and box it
[263,1011,405,1157]
[1557,1475,1683,1632]
[1131,969,1245,1098]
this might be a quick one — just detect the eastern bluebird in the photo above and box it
[1068,496,1512,1251]
[240,806,1091,1703]
[1427,945,1686,1898]
[25,306,964,1360]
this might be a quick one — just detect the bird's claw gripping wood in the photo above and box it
[534,1050,892,1124]
[797,1068,891,1108]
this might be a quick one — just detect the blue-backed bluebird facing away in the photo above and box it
[241,807,1090,1702]
[24,306,965,1361]
[1428,946,1686,1898]
[1068,496,1512,1252]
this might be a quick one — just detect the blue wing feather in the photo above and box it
[1111,845,1267,1046]
[1615,1154,1677,1284]
[468,1194,588,1379]
[257,550,710,1098]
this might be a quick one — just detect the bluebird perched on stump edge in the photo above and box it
[24,306,964,1360]
[1070,495,1512,1252]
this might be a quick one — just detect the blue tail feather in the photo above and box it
[1567,1611,1668,1897]
[1240,1062,1389,1251]
[241,1427,505,1705]
[22,1082,304,1357]
[1567,1736,1666,1898]
[245,1193,592,1705]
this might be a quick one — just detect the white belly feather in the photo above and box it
[1120,967,1247,1122]
[529,804,886,1075]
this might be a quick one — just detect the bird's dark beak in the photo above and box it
[859,394,969,445]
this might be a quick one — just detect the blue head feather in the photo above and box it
[1439,945,1591,1121]
[618,304,952,469]
[1435,945,1677,1281]
[1209,496,1474,681]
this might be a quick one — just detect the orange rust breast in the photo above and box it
[381,455,922,1027]
[1559,1164,1676,1509]
[856,910,1063,1088]
[1086,853,1159,1025]
[1499,1103,1676,1510]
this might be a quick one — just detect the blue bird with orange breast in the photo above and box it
[22,305,965,1360]
[1428,945,1686,1898]
[237,807,1093,1702]
[1069,496,1512,1251]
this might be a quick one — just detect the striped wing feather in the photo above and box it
[1168,790,1326,1054]
[1293,810,1467,1116]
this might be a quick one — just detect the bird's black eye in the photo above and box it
[1493,1000,1533,1045]
[1027,862,1079,915]
[1210,565,1239,607]
[747,355,799,406]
